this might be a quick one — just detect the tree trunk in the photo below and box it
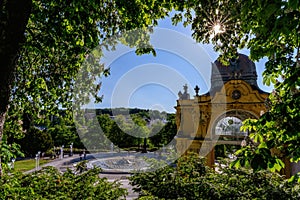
[142,138,147,153]
[0,0,32,176]
[0,111,7,176]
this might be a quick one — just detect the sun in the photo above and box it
[212,22,225,35]
[202,5,234,41]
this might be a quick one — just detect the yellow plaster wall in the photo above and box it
[175,80,269,166]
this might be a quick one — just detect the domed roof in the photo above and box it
[210,54,259,94]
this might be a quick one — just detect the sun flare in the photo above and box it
[212,22,225,35]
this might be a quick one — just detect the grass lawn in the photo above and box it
[14,159,51,172]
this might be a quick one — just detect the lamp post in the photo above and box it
[11,158,15,169]
[162,144,166,154]
[70,143,73,156]
[35,153,40,171]
[38,151,41,169]
[60,145,64,159]
[110,142,114,152]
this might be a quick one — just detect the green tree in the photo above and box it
[1,0,298,177]
[131,114,150,152]
[149,120,165,147]
[0,0,173,174]
[97,114,114,135]
[108,115,143,149]
[79,117,111,151]
[149,114,177,148]
[169,0,300,176]
[18,127,53,157]
[48,124,77,148]
[96,111,173,150]
[0,1,32,173]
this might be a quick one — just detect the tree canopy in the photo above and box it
[0,0,299,177]
[126,0,299,177]
[0,0,172,174]
[169,0,299,176]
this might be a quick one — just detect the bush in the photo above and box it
[0,166,127,199]
[130,153,300,200]
[18,127,53,157]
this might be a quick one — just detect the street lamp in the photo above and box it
[61,145,64,159]
[35,152,40,171]
[11,158,15,169]
[162,144,166,154]
[70,143,73,156]
[110,142,114,152]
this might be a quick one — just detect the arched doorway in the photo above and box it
[215,116,246,136]
[213,110,257,159]
[213,110,258,140]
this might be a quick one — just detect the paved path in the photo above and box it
[27,154,139,199]
[100,173,138,200]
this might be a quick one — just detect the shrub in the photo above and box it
[130,153,300,200]
[18,127,53,157]
[0,166,127,199]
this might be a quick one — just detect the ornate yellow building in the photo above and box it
[175,54,269,167]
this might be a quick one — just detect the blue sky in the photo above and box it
[92,16,273,113]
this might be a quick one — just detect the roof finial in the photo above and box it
[194,85,200,96]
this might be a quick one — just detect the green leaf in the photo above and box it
[288,175,295,183]
[230,159,241,169]
[276,158,285,168]
[253,133,264,143]
[258,142,267,149]
[263,73,276,86]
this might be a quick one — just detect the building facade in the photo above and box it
[175,54,269,167]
